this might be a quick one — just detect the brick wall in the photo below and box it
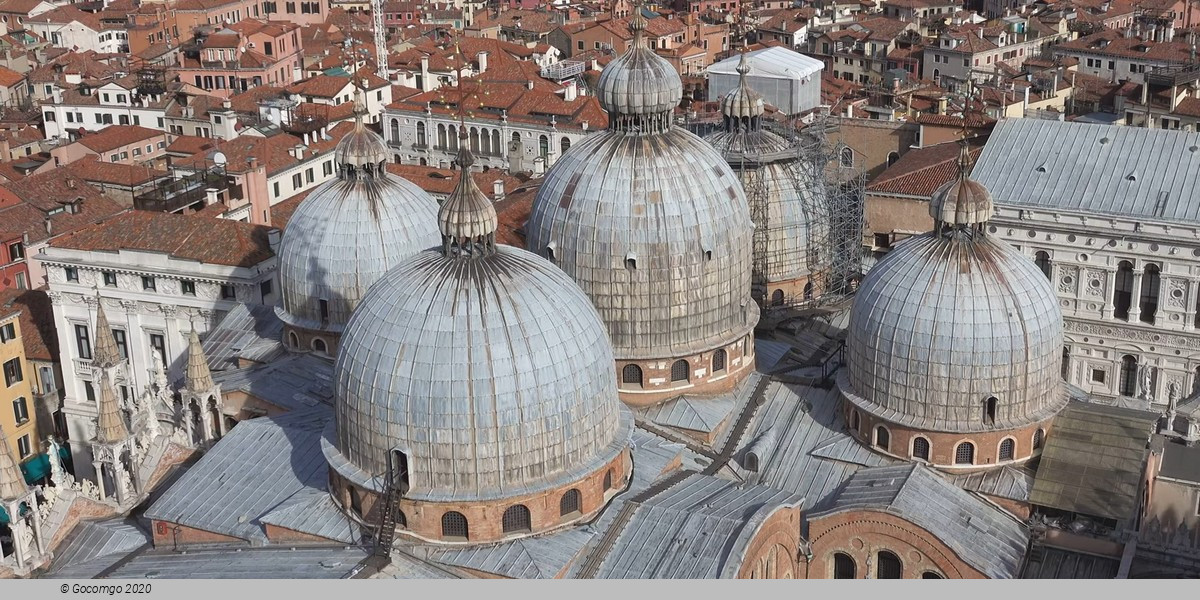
[617,334,756,407]
[150,521,245,548]
[807,509,988,578]
[736,504,804,578]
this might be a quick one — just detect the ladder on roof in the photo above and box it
[373,457,407,561]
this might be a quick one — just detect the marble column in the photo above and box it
[92,462,105,501]
[1187,279,1200,331]
[1130,271,1143,320]
[1102,269,1117,319]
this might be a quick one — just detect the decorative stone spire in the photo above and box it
[439,133,498,258]
[91,297,122,370]
[184,329,214,395]
[94,371,129,444]
[352,80,367,123]
[629,1,647,45]
[334,80,389,178]
[927,133,993,231]
[0,425,28,501]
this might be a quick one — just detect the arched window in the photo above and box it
[397,510,407,529]
[984,396,998,426]
[999,438,1015,461]
[850,410,860,433]
[874,426,890,452]
[803,282,814,300]
[560,137,571,154]
[886,151,900,167]
[833,553,856,579]
[469,127,480,153]
[1119,354,1138,397]
[437,123,447,148]
[502,504,532,534]
[603,469,613,491]
[771,289,785,306]
[560,489,581,517]
[1141,263,1161,324]
[448,125,458,151]
[912,436,930,460]
[922,571,943,579]
[1033,428,1045,450]
[876,550,902,579]
[538,134,549,158]
[622,364,643,387]
[491,130,500,154]
[412,121,422,146]
[288,331,299,348]
[441,511,468,540]
[312,338,327,354]
[838,146,853,168]
[511,131,521,145]
[712,349,727,373]
[670,359,689,382]
[480,128,491,155]
[955,442,975,465]
[1034,251,1051,279]
[1114,260,1134,320]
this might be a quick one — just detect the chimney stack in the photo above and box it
[248,156,259,170]
[66,177,76,189]
[492,179,504,198]
[477,50,488,73]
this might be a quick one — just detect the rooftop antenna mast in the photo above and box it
[371,0,389,81]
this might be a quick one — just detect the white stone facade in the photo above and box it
[40,247,278,480]
[992,205,1200,408]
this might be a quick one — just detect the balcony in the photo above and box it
[134,170,228,214]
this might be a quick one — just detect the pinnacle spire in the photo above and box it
[94,371,129,444]
[91,296,122,370]
[439,134,497,258]
[0,425,28,501]
[629,0,647,46]
[352,81,367,125]
[185,328,214,395]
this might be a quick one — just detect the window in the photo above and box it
[319,299,329,321]
[670,359,689,382]
[75,324,92,360]
[8,241,23,260]
[1091,368,1106,383]
[16,434,30,459]
[292,173,302,189]
[288,331,299,348]
[84,381,95,402]
[1119,354,1138,397]
[220,285,236,300]
[771,289,785,306]
[112,329,127,359]
[603,469,613,491]
[12,396,28,423]
[1034,251,1051,279]
[561,137,571,155]
[415,122,425,146]
[999,438,1015,461]
[182,280,196,296]
[142,276,156,291]
[1114,261,1134,320]
[833,553,856,579]
[3,357,22,386]
[273,182,280,198]
[622,364,643,387]
[441,511,468,540]
[912,436,930,460]
[839,146,853,168]
[150,333,166,366]
[922,571,943,579]
[260,279,273,299]
[44,111,55,122]
[1140,264,1161,324]
[876,550,902,579]
[502,504,532,534]
[712,349,727,373]
[0,323,13,342]
[560,489,581,517]
[312,338,327,354]
[102,271,117,286]
[1033,429,1045,450]
[305,167,314,184]
[875,426,890,451]
[955,442,975,465]
[851,410,860,433]
[984,396,997,426]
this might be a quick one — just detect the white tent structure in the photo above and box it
[706,47,824,116]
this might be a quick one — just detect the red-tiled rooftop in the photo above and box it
[0,288,57,361]
[75,125,163,154]
[867,137,987,197]
[48,210,277,268]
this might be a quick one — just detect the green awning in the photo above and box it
[20,453,49,484]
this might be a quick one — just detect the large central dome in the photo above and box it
[276,86,440,353]
[526,12,757,405]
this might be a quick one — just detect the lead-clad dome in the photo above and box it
[595,16,682,119]
[842,142,1065,433]
[527,13,757,361]
[329,143,629,502]
[277,86,440,333]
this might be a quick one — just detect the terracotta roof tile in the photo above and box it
[0,288,57,361]
[74,125,163,154]
[64,155,166,187]
[867,138,986,197]
[48,210,276,268]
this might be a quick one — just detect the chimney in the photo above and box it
[492,179,504,198]
[476,50,488,73]
[267,228,282,254]
[44,218,52,236]
[248,156,259,170]
[527,80,534,90]
[303,132,311,145]
[66,177,76,190]
[204,187,219,205]
[222,97,231,110]
[420,55,431,91]
[564,80,577,101]
[1023,84,1030,109]
[937,96,948,114]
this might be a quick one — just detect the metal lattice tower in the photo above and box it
[799,111,866,298]
[372,0,389,81]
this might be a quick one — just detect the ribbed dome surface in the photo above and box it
[704,129,830,283]
[277,168,440,331]
[595,46,683,117]
[527,127,757,359]
[843,229,1066,433]
[929,176,995,225]
[331,246,628,501]
[334,125,391,169]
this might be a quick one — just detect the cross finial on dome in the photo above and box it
[352,80,367,125]
[629,0,648,45]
